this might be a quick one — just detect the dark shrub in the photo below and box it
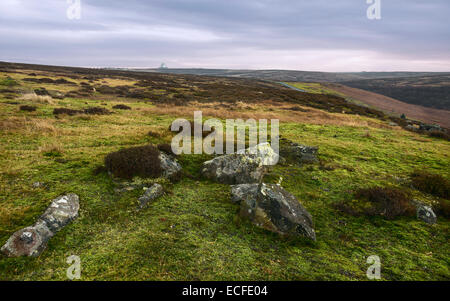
[112,104,131,110]
[53,108,82,116]
[148,130,161,138]
[427,130,450,141]
[105,145,162,180]
[334,187,415,220]
[83,107,111,115]
[34,88,49,96]
[158,143,175,156]
[20,105,36,112]
[434,199,450,219]
[411,171,449,199]
[53,107,111,116]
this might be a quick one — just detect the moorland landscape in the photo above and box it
[0,61,448,280]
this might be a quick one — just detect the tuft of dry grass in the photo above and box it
[39,143,64,157]
[19,93,55,104]
[0,116,57,134]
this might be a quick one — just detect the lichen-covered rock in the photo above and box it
[231,183,259,204]
[159,152,182,179]
[279,138,318,165]
[232,183,316,241]
[1,193,79,257]
[202,143,279,184]
[416,203,437,225]
[139,183,164,209]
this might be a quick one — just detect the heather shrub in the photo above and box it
[334,187,415,220]
[83,107,111,115]
[19,105,36,112]
[105,145,162,180]
[112,104,132,110]
[157,143,175,156]
[53,108,82,116]
[410,171,449,199]
[434,199,450,219]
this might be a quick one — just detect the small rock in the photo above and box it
[416,203,437,225]
[138,184,163,209]
[1,193,79,257]
[159,152,182,179]
[32,182,45,188]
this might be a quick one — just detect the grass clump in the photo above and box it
[0,77,18,87]
[105,145,162,180]
[19,93,54,104]
[335,187,415,220]
[410,171,450,199]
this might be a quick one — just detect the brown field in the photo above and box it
[324,83,450,128]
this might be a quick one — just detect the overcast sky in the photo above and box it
[0,0,449,71]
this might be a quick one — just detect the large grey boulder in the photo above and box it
[231,183,316,241]
[1,194,79,257]
[202,143,279,184]
[138,183,164,209]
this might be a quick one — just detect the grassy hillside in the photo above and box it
[0,64,449,280]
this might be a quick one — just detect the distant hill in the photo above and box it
[121,68,450,83]
[323,83,450,128]
[341,75,450,110]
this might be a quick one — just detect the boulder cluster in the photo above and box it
[202,142,316,241]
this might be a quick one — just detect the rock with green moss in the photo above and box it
[201,143,279,184]
[232,183,316,241]
[279,138,318,165]
[1,193,79,257]
[413,201,437,225]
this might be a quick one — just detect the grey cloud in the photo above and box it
[0,0,448,71]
